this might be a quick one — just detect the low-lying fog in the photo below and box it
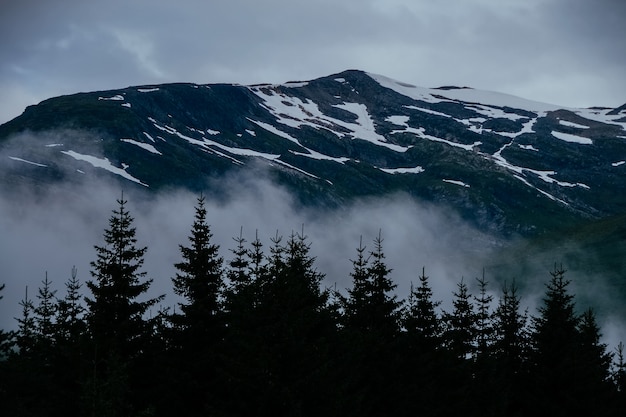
[1,168,624,349]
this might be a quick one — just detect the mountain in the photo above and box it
[2,69,626,240]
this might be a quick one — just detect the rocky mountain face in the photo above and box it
[2,69,626,238]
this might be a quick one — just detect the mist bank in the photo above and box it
[1,167,624,346]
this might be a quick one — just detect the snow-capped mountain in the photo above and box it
[2,69,626,237]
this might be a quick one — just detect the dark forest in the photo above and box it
[1,195,624,417]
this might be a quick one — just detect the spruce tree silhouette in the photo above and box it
[85,194,162,416]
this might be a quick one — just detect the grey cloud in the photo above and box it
[0,157,624,349]
[2,0,625,126]
[0,163,495,331]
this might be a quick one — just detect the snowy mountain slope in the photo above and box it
[1,69,626,237]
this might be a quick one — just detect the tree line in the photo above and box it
[0,195,625,417]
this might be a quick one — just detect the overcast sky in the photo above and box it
[1,0,625,124]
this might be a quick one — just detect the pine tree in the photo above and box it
[168,195,226,415]
[264,230,285,292]
[343,232,400,336]
[222,227,252,339]
[576,308,614,415]
[12,286,53,415]
[473,271,494,359]
[15,286,36,356]
[86,195,161,353]
[340,232,401,416]
[171,194,224,343]
[53,266,87,417]
[0,283,10,406]
[85,194,162,416]
[613,342,626,410]
[248,230,267,285]
[55,266,86,345]
[275,228,334,415]
[468,272,497,416]
[0,283,13,358]
[227,227,249,294]
[443,277,476,360]
[403,267,441,349]
[33,272,57,353]
[399,267,447,416]
[529,265,581,416]
[219,229,270,415]
[493,280,528,370]
[492,279,529,415]
[341,236,369,331]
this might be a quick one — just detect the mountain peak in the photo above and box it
[1,70,625,238]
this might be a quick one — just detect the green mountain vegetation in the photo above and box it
[2,70,625,238]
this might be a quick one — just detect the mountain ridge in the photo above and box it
[2,69,626,238]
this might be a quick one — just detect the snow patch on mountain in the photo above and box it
[251,87,410,153]
[490,137,588,203]
[151,120,205,146]
[120,138,162,155]
[367,73,444,104]
[284,81,309,88]
[386,115,411,125]
[519,144,539,151]
[574,108,626,130]
[251,87,344,132]
[203,138,277,161]
[291,149,349,163]
[558,119,590,129]
[333,102,407,151]
[513,174,569,205]
[404,106,451,118]
[61,150,148,187]
[8,156,48,167]
[443,179,470,188]
[249,120,301,146]
[380,166,425,174]
[271,159,320,179]
[388,115,480,151]
[98,94,124,101]
[551,131,593,145]
[465,104,527,121]
[367,72,561,113]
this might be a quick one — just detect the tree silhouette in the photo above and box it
[55,266,85,346]
[0,284,12,358]
[53,266,87,417]
[171,194,224,342]
[473,271,494,359]
[85,194,162,416]
[399,267,447,415]
[576,308,614,415]
[170,194,225,415]
[492,279,529,415]
[404,267,441,349]
[34,272,57,354]
[15,286,36,356]
[530,265,581,416]
[340,232,401,416]
[343,232,399,336]
[443,277,476,360]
